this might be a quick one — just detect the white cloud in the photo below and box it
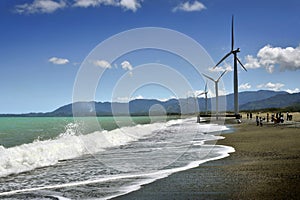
[119,0,141,12]
[48,57,69,65]
[92,60,112,68]
[244,55,260,69]
[15,0,142,14]
[115,96,130,102]
[121,60,133,71]
[173,1,206,12]
[244,44,300,73]
[114,95,143,102]
[257,82,284,91]
[134,95,143,99]
[205,88,227,98]
[73,0,117,8]
[217,89,228,97]
[73,0,141,12]
[209,62,233,72]
[239,83,251,90]
[15,0,67,14]
[73,0,101,7]
[121,60,133,76]
[286,88,300,94]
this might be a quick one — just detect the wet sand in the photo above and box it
[113,117,300,200]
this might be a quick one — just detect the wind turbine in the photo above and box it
[197,82,208,114]
[214,15,247,116]
[202,70,227,119]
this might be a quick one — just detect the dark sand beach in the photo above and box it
[114,114,300,200]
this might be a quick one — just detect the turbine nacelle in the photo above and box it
[233,48,240,53]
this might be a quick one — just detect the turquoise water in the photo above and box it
[0,116,176,148]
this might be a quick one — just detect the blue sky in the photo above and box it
[0,0,300,113]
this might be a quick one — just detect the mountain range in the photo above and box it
[1,90,300,117]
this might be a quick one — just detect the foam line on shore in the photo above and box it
[0,144,235,199]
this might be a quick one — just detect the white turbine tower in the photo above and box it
[202,70,227,119]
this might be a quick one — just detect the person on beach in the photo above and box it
[271,113,274,122]
[280,115,284,123]
[259,117,263,127]
[256,115,259,126]
[250,112,252,120]
[267,113,269,122]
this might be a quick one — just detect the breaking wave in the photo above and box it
[0,119,183,177]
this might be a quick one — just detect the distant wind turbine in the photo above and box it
[214,15,247,116]
[197,82,208,114]
[202,70,227,119]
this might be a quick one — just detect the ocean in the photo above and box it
[0,116,234,199]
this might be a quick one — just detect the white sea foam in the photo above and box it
[104,144,235,200]
[0,144,235,199]
[0,119,181,178]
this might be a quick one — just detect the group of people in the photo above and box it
[271,112,284,123]
[245,111,293,126]
[271,112,293,123]
[255,115,264,126]
[246,112,265,126]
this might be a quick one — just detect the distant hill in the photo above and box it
[225,90,288,110]
[1,90,299,117]
[240,92,300,110]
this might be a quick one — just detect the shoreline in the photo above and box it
[112,118,300,200]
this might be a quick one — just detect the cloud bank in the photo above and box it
[285,88,299,94]
[245,44,300,73]
[257,82,284,91]
[15,0,142,14]
[15,0,67,14]
[15,0,210,14]
[73,0,141,11]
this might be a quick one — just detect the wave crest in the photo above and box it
[0,120,170,177]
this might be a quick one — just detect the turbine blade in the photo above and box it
[214,52,232,67]
[237,57,247,71]
[217,70,227,82]
[204,82,208,92]
[231,15,234,51]
[202,73,215,82]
